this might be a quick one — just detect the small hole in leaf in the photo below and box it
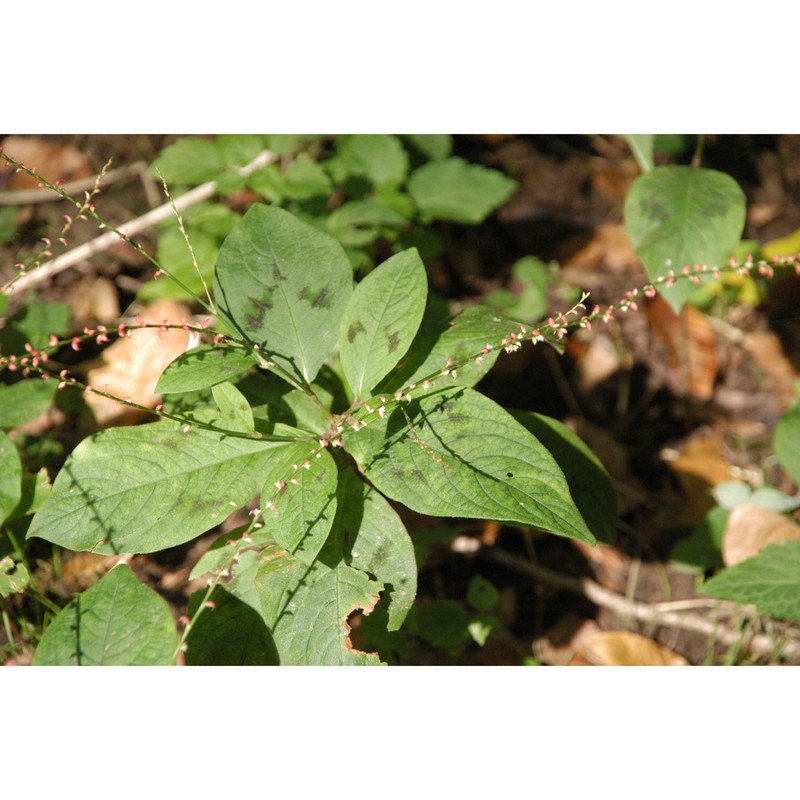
[507,472,513,478]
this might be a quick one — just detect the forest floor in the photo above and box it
[3,133,800,666]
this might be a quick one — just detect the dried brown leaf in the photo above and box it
[722,503,800,567]
[579,630,689,666]
[645,294,719,400]
[565,224,640,275]
[83,300,191,426]
[4,136,93,190]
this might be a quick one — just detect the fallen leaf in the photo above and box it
[645,294,719,400]
[663,432,733,524]
[722,503,800,566]
[3,136,94,190]
[533,615,599,666]
[71,276,121,324]
[565,224,640,275]
[576,332,621,392]
[83,300,191,425]
[579,630,689,666]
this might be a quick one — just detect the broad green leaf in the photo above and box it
[157,344,257,394]
[774,405,800,485]
[34,565,178,665]
[624,166,746,311]
[0,380,57,429]
[152,137,222,184]
[217,134,267,168]
[625,134,655,173]
[326,200,407,248]
[255,544,384,665]
[183,202,240,237]
[7,467,50,521]
[27,423,291,554]
[185,586,278,665]
[417,600,469,648]
[375,300,519,393]
[284,156,333,200]
[141,226,218,302]
[255,443,337,565]
[408,157,517,224]
[508,410,617,544]
[0,431,21,524]
[212,381,255,432]
[402,134,452,161]
[484,256,550,323]
[467,575,500,611]
[247,163,286,203]
[214,205,353,385]
[701,539,800,621]
[339,249,427,399]
[0,556,28,597]
[0,301,70,354]
[326,468,417,630]
[671,506,727,573]
[337,134,409,188]
[344,387,594,544]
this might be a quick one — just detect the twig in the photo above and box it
[4,150,276,297]
[0,162,148,206]
[481,546,800,662]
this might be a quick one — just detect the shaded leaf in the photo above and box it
[255,545,384,665]
[670,506,727,573]
[0,380,57,430]
[467,575,500,611]
[408,157,517,224]
[0,431,22,524]
[33,565,178,665]
[214,205,352,385]
[255,443,338,565]
[27,423,292,554]
[702,539,800,621]
[326,200,407,248]
[344,387,594,543]
[402,134,452,161]
[211,381,255,432]
[151,137,221,184]
[625,166,746,311]
[185,586,278,665]
[326,468,417,630]
[339,248,427,399]
[417,600,469,648]
[157,344,256,394]
[508,410,617,545]
[774,405,800,486]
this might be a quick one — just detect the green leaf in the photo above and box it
[376,301,519,393]
[327,468,417,630]
[467,575,500,612]
[701,539,800,621]
[625,134,655,173]
[337,134,409,187]
[140,226,218,302]
[0,301,70,353]
[0,556,28,597]
[34,565,178,665]
[152,137,222,184]
[326,200,407,248]
[0,206,19,243]
[212,381,255,432]
[284,156,333,200]
[508,410,617,545]
[157,344,257,394]
[468,615,500,647]
[344,387,594,544]
[255,443,337,565]
[214,205,353,385]
[624,166,747,311]
[417,600,469,648]
[217,134,267,168]
[0,431,22,524]
[670,506,727,573]
[484,256,551,323]
[0,380,58,429]
[402,134,452,161]
[185,586,278,665]
[8,467,50,520]
[255,545,384,665]
[27,423,291,554]
[408,157,517,224]
[339,249,428,399]
[774,405,800,485]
